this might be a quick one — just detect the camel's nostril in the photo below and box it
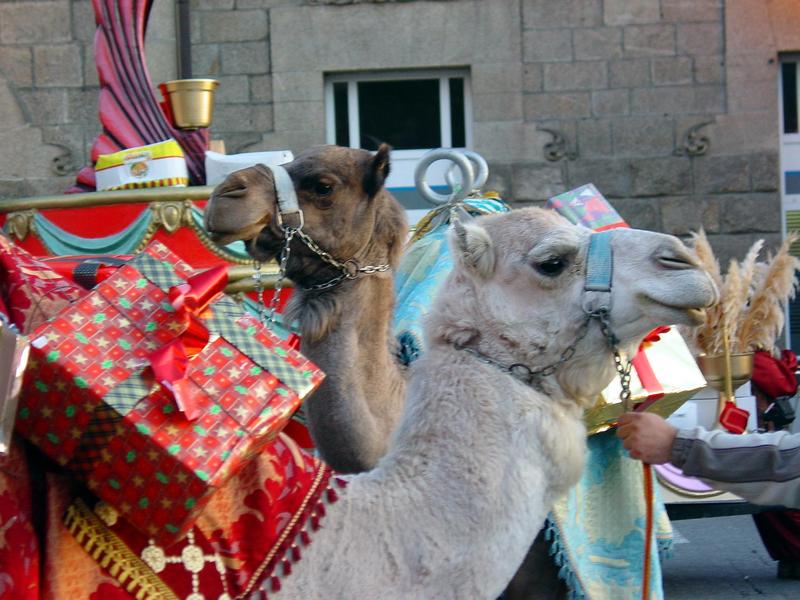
[212,186,247,200]
[656,255,693,270]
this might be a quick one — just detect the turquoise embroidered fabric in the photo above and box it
[393,197,509,360]
[548,433,672,600]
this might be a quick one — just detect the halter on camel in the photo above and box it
[251,163,392,323]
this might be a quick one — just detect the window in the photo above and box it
[325,70,473,219]
[325,70,470,150]
[782,61,798,135]
[779,57,800,350]
[781,60,800,197]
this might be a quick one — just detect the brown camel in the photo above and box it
[205,144,408,473]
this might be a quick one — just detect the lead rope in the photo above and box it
[599,308,651,600]
[642,463,654,600]
[595,314,652,600]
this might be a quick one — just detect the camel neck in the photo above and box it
[297,271,407,473]
[343,344,587,598]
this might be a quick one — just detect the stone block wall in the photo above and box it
[0,0,176,197]
[183,0,790,264]
[514,0,783,261]
[0,0,796,266]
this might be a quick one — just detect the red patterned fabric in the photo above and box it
[51,436,340,598]
[0,440,40,599]
[0,236,86,598]
[0,235,85,332]
[754,509,800,561]
[752,349,799,400]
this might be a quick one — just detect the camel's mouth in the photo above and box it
[207,219,269,247]
[645,297,707,326]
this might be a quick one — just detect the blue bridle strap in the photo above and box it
[583,230,614,314]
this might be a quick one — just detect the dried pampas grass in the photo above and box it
[685,230,800,355]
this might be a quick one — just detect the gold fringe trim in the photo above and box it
[63,499,180,600]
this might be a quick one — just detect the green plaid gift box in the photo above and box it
[16,241,325,541]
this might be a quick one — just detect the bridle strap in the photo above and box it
[583,230,614,315]
[263,164,303,230]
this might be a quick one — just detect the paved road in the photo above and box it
[664,515,800,599]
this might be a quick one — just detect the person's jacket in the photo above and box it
[672,427,800,508]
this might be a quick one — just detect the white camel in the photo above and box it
[255,207,717,599]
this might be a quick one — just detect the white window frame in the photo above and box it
[323,69,474,157]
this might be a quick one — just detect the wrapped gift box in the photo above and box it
[545,183,627,231]
[16,241,324,540]
[95,139,189,191]
[547,186,707,434]
[584,327,706,434]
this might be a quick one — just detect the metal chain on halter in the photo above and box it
[456,312,594,391]
[455,308,633,403]
[595,308,634,410]
[255,227,297,326]
[292,228,391,291]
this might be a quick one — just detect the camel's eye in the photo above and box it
[314,181,334,196]
[534,257,567,277]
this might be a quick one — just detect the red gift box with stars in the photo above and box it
[15,241,324,541]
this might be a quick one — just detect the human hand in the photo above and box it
[616,412,678,464]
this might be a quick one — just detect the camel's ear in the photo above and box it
[449,220,496,280]
[364,144,392,199]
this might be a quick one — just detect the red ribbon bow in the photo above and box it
[639,325,671,350]
[630,326,672,409]
[148,266,228,420]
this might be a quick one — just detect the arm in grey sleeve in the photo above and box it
[670,427,800,509]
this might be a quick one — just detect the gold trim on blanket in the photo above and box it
[64,498,180,600]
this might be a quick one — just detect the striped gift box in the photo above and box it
[95,139,189,191]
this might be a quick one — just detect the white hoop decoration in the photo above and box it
[414,149,475,206]
[444,150,489,192]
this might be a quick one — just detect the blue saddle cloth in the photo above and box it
[392,198,672,600]
[394,196,509,362]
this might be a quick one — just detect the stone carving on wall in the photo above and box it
[46,142,75,177]
[674,121,713,157]
[539,127,578,162]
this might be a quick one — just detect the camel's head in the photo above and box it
[204,144,407,288]
[430,207,718,403]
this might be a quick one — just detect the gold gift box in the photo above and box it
[584,328,707,435]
